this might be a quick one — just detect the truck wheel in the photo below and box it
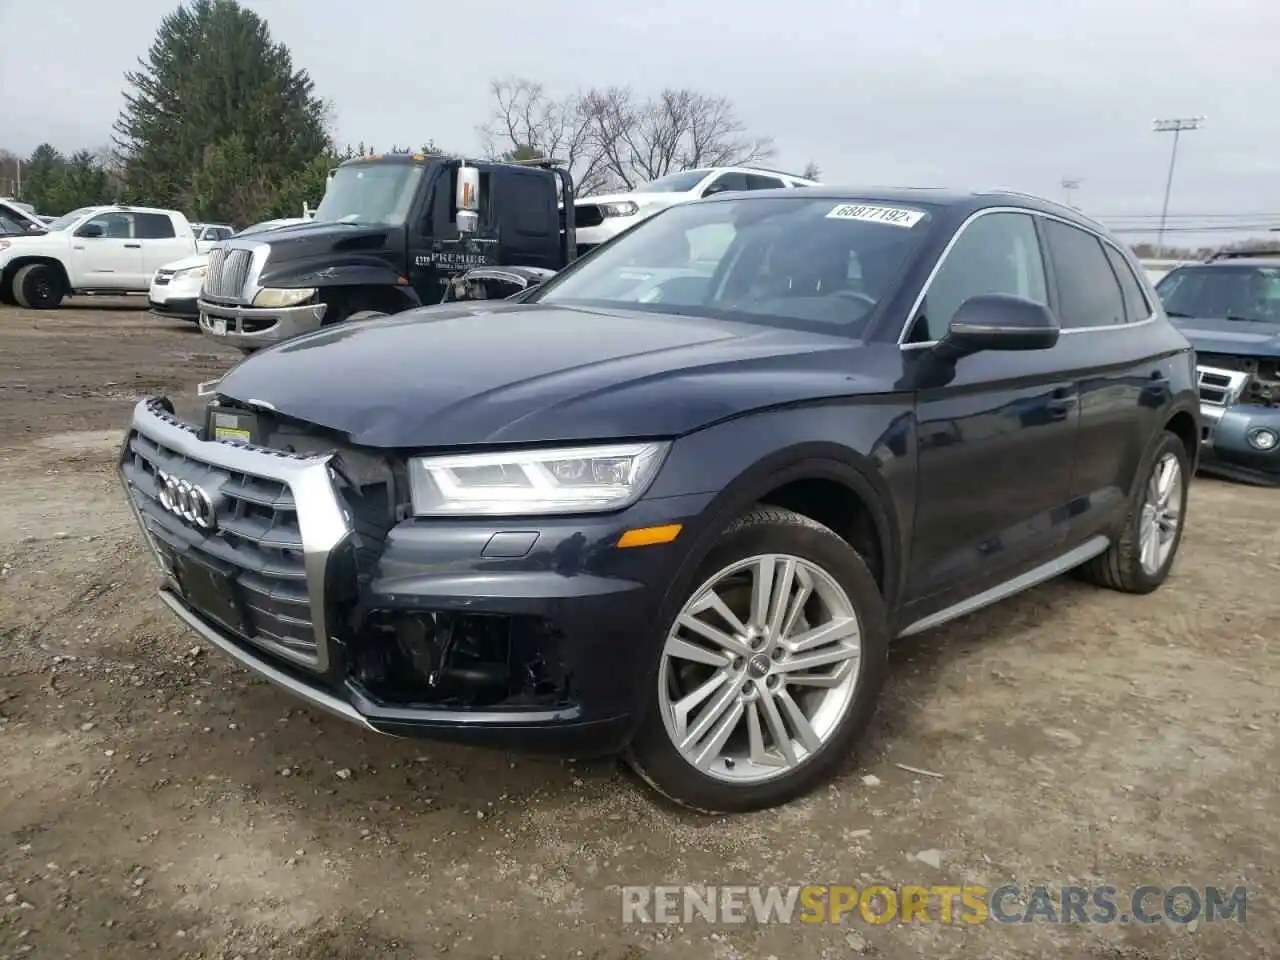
[1076,430,1190,594]
[12,264,65,309]
[623,507,890,813]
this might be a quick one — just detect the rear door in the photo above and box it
[1039,217,1174,545]
[136,213,191,280]
[903,210,1079,608]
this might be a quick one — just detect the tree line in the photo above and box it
[0,0,789,226]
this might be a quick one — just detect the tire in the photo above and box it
[624,506,890,813]
[12,263,65,309]
[1076,430,1190,594]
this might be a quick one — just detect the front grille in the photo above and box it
[204,247,254,301]
[119,400,352,674]
[1197,365,1249,407]
[122,432,317,664]
[574,204,605,228]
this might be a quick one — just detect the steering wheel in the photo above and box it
[830,289,878,309]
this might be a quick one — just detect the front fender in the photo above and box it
[264,258,421,307]
[644,400,917,614]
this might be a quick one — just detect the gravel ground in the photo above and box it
[0,299,1276,959]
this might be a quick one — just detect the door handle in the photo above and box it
[124,243,142,248]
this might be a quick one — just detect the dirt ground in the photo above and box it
[0,299,1276,960]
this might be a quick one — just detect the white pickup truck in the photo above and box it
[0,204,198,309]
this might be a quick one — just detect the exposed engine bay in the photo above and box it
[1197,352,1280,406]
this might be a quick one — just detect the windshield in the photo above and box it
[312,162,424,226]
[531,196,935,336]
[634,170,712,193]
[1155,264,1280,324]
[42,207,98,232]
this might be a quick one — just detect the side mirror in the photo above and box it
[27,223,44,232]
[455,163,481,235]
[936,294,1060,358]
[77,222,104,239]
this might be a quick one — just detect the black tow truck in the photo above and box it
[196,152,577,352]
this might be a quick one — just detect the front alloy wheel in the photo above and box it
[625,507,889,813]
[658,554,861,783]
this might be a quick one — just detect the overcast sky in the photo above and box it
[2,0,1278,244]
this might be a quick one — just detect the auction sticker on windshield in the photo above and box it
[825,204,925,228]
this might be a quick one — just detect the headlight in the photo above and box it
[174,265,207,281]
[252,287,316,308]
[600,201,640,218]
[408,441,669,516]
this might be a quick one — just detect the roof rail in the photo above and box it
[741,165,818,181]
[978,188,1109,229]
[1206,247,1280,262]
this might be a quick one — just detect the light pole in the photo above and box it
[1061,178,1081,208]
[1153,116,1205,256]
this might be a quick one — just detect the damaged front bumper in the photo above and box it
[117,397,704,755]
[198,298,328,352]
[1198,365,1280,485]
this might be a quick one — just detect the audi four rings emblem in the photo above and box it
[157,471,217,530]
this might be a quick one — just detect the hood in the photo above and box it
[0,231,56,255]
[576,191,683,211]
[237,220,393,260]
[159,252,210,273]
[214,303,883,448]
[1171,317,1280,358]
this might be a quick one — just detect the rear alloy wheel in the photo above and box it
[1138,451,1184,577]
[12,263,65,309]
[1077,430,1189,594]
[625,507,889,813]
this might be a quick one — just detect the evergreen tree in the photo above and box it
[112,0,331,220]
[20,145,109,215]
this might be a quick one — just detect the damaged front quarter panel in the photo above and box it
[1196,351,1280,486]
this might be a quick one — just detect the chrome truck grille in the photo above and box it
[118,399,350,671]
[204,247,255,301]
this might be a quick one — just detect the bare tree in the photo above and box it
[480,77,775,196]
[477,77,612,195]
[802,160,821,180]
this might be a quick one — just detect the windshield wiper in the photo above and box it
[1163,310,1195,318]
[1224,315,1264,323]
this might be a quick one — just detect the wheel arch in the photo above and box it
[1164,406,1200,471]
[318,283,420,318]
[660,443,904,626]
[1,256,71,299]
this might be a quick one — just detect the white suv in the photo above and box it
[572,167,819,253]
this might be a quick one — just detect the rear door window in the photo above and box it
[1042,219,1126,329]
[1103,244,1152,322]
